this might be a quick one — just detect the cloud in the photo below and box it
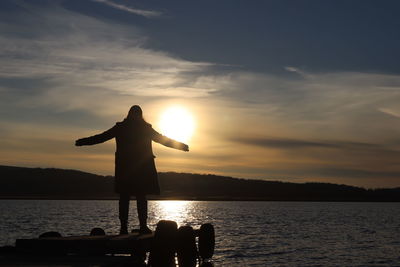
[232,137,338,149]
[284,66,307,77]
[0,2,214,120]
[226,135,400,187]
[230,137,391,152]
[378,108,400,119]
[197,70,400,144]
[91,0,162,18]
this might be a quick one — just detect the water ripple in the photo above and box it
[0,201,399,266]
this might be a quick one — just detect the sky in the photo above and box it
[1,0,400,188]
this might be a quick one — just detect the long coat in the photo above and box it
[78,119,185,195]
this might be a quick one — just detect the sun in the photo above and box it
[159,106,195,142]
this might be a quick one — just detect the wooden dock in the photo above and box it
[16,232,153,255]
[0,220,215,267]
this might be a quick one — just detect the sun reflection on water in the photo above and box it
[150,201,196,227]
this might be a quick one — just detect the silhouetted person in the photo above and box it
[75,105,189,234]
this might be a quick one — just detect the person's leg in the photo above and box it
[136,194,151,233]
[119,193,130,234]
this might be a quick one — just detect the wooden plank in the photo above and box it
[0,254,146,266]
[16,233,154,255]
[107,233,154,254]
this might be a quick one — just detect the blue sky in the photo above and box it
[1,0,400,188]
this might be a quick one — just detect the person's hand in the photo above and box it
[75,139,84,146]
[182,143,189,152]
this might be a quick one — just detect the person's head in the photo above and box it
[127,105,143,120]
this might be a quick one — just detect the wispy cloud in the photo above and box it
[91,0,162,18]
[378,108,400,119]
[199,70,400,144]
[0,2,213,119]
[284,66,307,77]
[231,137,389,151]
[232,137,338,149]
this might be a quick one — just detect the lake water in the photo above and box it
[0,200,399,266]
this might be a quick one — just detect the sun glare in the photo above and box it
[152,201,192,226]
[159,106,195,142]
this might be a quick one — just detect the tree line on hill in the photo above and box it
[0,165,399,201]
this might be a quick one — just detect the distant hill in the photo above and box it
[0,165,399,201]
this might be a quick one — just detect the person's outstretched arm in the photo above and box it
[75,126,116,146]
[151,129,189,151]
